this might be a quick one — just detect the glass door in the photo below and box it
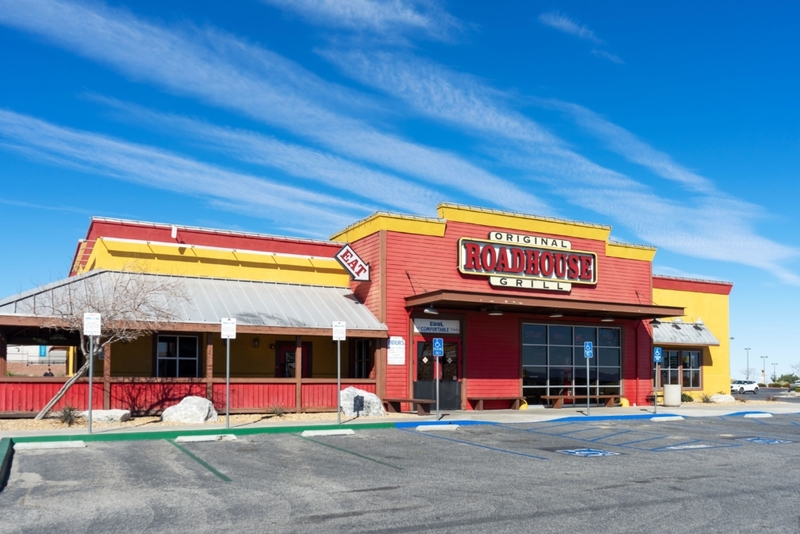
[414,339,461,410]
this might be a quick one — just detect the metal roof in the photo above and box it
[652,321,720,346]
[0,270,386,332]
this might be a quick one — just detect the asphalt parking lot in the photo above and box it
[3,414,800,533]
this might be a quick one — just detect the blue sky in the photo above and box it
[0,0,798,378]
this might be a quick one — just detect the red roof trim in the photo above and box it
[652,275,733,295]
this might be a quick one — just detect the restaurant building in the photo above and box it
[0,204,731,414]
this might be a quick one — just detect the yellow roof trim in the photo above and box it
[437,204,612,242]
[331,212,446,242]
[606,241,657,261]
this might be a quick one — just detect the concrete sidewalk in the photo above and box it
[3,401,799,440]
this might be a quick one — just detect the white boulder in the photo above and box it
[710,394,736,403]
[78,409,131,422]
[339,387,385,417]
[161,396,218,424]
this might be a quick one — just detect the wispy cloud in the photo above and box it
[260,0,465,43]
[323,49,800,284]
[545,100,717,194]
[538,12,603,44]
[0,109,367,233]
[591,49,624,64]
[94,96,441,214]
[0,0,544,214]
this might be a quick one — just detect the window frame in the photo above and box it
[652,347,703,390]
[155,334,200,378]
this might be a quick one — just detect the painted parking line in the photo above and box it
[587,430,632,443]
[399,428,548,461]
[295,434,403,470]
[168,440,231,482]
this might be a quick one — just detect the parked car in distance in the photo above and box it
[788,380,800,391]
[731,380,759,394]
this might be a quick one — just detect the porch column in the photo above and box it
[206,333,214,402]
[375,338,386,399]
[103,343,111,409]
[295,336,302,413]
[0,332,6,377]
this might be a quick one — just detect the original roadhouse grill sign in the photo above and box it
[458,232,598,292]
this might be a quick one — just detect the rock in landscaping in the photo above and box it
[77,409,131,423]
[710,394,736,403]
[161,396,218,424]
[339,387,385,417]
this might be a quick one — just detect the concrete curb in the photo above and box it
[0,438,12,492]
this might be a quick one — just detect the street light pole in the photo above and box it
[745,348,751,379]
[761,355,768,385]
[772,362,778,382]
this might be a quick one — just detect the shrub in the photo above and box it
[267,404,287,417]
[699,393,712,403]
[680,392,694,403]
[59,404,80,427]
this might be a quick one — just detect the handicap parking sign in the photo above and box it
[653,346,663,363]
[557,448,618,458]
[583,341,593,359]
[433,337,444,358]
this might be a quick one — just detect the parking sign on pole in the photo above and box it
[221,318,236,429]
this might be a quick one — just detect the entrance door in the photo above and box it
[275,342,312,378]
[414,340,461,410]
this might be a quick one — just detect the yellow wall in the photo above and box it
[653,287,730,397]
[108,335,154,377]
[210,334,350,378]
[78,238,350,287]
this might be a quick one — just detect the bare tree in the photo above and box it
[23,270,190,419]
[740,368,758,381]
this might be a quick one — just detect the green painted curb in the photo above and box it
[0,438,12,492]
[9,422,397,444]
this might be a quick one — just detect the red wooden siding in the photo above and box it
[301,382,376,409]
[211,382,296,411]
[111,382,206,412]
[464,311,520,408]
[0,381,102,412]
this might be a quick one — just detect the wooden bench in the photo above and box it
[542,395,620,409]
[467,396,525,411]
[382,398,436,416]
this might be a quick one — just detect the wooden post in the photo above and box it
[375,338,386,399]
[103,343,111,410]
[0,332,6,378]
[295,336,302,413]
[206,333,214,402]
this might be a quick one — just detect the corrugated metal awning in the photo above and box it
[0,270,387,336]
[652,321,720,346]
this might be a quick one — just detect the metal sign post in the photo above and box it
[433,338,444,420]
[584,341,593,416]
[653,347,663,415]
[221,318,237,429]
[333,322,346,425]
[83,313,101,434]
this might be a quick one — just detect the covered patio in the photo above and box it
[0,270,388,415]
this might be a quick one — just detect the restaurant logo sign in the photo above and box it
[458,232,598,292]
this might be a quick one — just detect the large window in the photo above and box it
[157,335,199,378]
[352,339,373,379]
[653,349,701,389]
[522,324,622,405]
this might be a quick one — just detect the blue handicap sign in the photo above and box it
[557,448,618,458]
[653,346,663,363]
[39,345,47,357]
[739,437,792,445]
[432,337,444,358]
[583,341,593,359]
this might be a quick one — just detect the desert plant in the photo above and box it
[766,395,776,402]
[680,392,694,403]
[267,404,287,417]
[699,393,712,403]
[58,403,80,427]
[736,394,747,403]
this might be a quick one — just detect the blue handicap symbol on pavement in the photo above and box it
[557,448,619,458]
[433,337,444,358]
[739,437,792,445]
